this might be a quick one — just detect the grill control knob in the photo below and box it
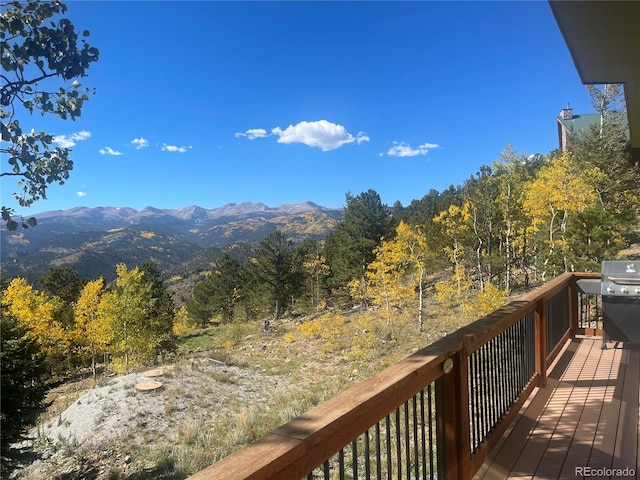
[607,286,615,294]
[620,287,629,294]
[635,287,640,295]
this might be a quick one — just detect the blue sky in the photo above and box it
[3,1,597,214]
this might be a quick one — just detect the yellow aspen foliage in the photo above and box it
[73,278,108,375]
[283,331,296,343]
[435,264,472,311]
[365,237,414,328]
[523,151,598,240]
[172,305,196,336]
[296,313,346,347]
[354,221,433,332]
[303,249,330,314]
[433,202,471,264]
[392,221,432,331]
[523,151,599,276]
[348,277,372,306]
[319,313,345,342]
[1,278,67,357]
[98,263,156,371]
[434,203,472,307]
[298,319,323,339]
[464,283,509,318]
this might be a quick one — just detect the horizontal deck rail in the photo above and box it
[189,272,597,480]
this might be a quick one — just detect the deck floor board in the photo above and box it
[476,338,639,479]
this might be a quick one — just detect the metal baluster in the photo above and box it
[404,401,411,480]
[376,422,383,480]
[428,385,435,480]
[468,351,476,451]
[506,328,515,412]
[412,395,419,480]
[364,428,371,480]
[490,334,500,427]
[386,415,392,480]
[395,408,402,479]
[481,343,490,439]
[420,390,427,480]
[352,439,358,480]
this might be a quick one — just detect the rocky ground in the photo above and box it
[13,359,291,480]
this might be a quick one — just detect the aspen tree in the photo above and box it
[73,278,107,377]
[98,264,156,370]
[522,152,598,279]
[433,202,473,309]
[1,278,66,358]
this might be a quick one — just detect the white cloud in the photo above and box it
[161,144,192,153]
[384,141,440,157]
[131,137,149,149]
[76,191,88,197]
[235,128,268,140]
[99,146,123,156]
[271,120,370,151]
[52,130,91,148]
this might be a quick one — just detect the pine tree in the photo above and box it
[324,190,393,299]
[187,253,244,325]
[252,230,305,320]
[139,261,176,353]
[1,311,48,476]
[187,278,217,328]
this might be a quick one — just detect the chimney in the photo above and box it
[560,103,573,120]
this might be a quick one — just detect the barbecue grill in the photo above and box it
[601,260,640,345]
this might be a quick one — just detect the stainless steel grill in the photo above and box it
[601,261,640,345]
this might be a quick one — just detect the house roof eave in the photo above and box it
[549,0,640,158]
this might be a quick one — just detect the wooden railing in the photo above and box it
[189,272,598,480]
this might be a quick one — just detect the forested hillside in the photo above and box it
[0,203,342,285]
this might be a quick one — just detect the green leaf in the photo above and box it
[27,217,38,227]
[1,207,13,222]
[10,18,23,34]
[6,220,19,231]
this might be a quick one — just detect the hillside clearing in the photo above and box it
[13,307,470,480]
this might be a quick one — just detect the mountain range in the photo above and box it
[21,201,335,234]
[1,202,343,294]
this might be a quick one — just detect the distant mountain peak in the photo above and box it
[29,201,338,225]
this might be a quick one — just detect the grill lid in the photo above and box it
[601,261,640,296]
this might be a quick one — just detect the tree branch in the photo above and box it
[1,72,57,106]
[1,171,28,178]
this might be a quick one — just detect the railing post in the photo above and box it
[436,349,471,480]
[568,275,578,338]
[535,298,547,388]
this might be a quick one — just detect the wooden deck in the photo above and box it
[475,338,639,479]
